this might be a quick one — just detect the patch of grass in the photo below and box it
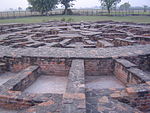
[60,17,66,22]
[0,15,150,24]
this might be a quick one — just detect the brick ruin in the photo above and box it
[0,21,150,113]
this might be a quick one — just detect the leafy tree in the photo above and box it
[60,0,75,15]
[120,2,131,10]
[27,0,58,15]
[100,0,121,14]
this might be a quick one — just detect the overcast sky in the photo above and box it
[0,0,150,11]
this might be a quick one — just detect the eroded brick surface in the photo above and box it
[0,21,150,113]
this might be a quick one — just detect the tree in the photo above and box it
[60,0,75,15]
[27,0,58,15]
[120,2,131,10]
[100,0,121,14]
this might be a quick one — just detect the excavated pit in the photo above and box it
[85,59,125,89]
[85,75,125,89]
[24,75,68,94]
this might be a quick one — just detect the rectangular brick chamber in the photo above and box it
[0,58,72,111]
[7,58,72,94]
[85,59,126,89]
[84,58,150,89]
[84,58,150,112]
[24,75,68,94]
[113,58,150,112]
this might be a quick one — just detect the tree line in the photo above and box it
[27,0,149,15]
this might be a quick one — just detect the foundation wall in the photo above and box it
[114,60,143,85]
[85,59,114,76]
[0,66,41,110]
[125,55,150,72]
[62,59,86,113]
[12,66,40,91]
[126,83,150,111]
[3,57,71,76]
[0,63,7,73]
[112,39,136,47]
[0,96,35,110]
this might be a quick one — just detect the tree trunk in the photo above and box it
[64,6,68,15]
[41,11,44,16]
[106,5,111,15]
[107,7,111,15]
[62,4,73,15]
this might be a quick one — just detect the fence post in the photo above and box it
[25,11,26,16]
[118,9,120,16]
[96,10,98,16]
[6,11,9,18]
[18,11,20,17]
[13,11,15,18]
[83,10,84,15]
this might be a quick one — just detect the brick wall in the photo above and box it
[0,66,41,110]
[4,57,71,76]
[126,83,150,111]
[114,59,145,85]
[125,55,150,72]
[85,58,114,76]
[112,38,136,47]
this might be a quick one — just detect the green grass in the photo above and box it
[0,15,150,24]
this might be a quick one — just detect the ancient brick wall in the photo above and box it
[12,66,40,91]
[125,55,150,72]
[126,83,150,111]
[62,60,86,113]
[4,57,71,76]
[0,66,41,110]
[114,59,145,85]
[113,38,136,47]
[85,58,114,76]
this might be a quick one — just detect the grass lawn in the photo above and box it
[0,15,150,24]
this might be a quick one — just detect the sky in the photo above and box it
[0,0,150,11]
